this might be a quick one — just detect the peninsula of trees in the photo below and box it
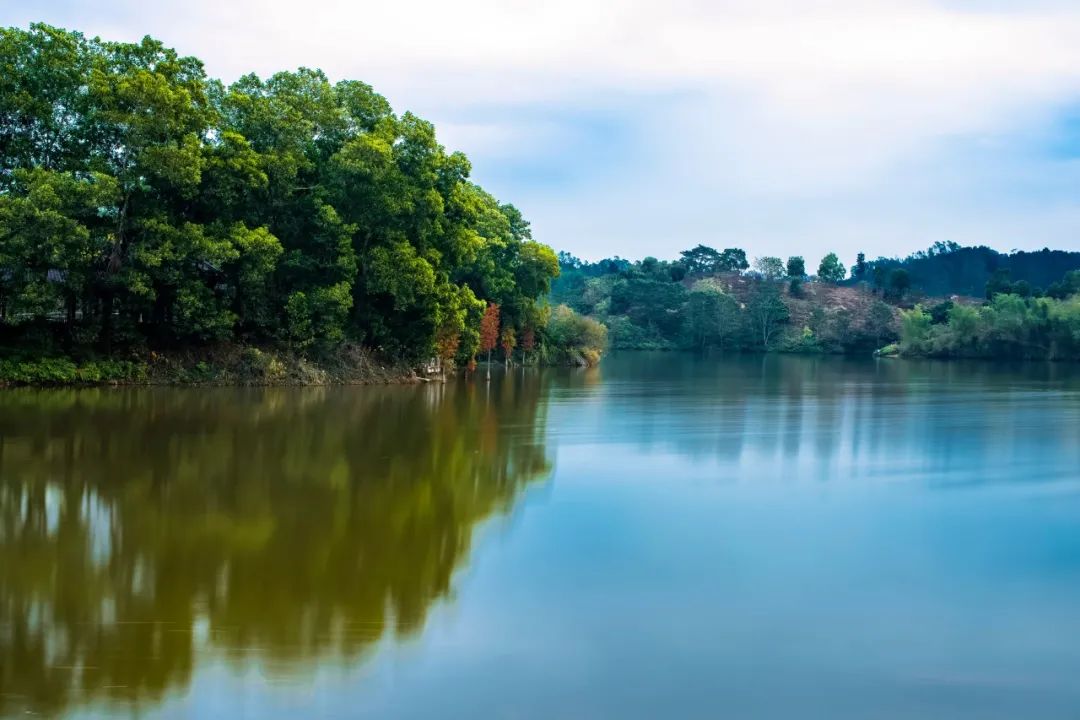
[0,24,603,384]
[5,25,1080,385]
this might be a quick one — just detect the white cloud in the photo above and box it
[13,0,1080,259]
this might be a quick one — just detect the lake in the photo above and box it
[3,353,1080,719]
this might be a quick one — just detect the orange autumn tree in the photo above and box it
[500,327,516,367]
[520,326,536,364]
[434,323,460,371]
[479,303,500,378]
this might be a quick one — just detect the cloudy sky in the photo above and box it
[10,0,1080,261]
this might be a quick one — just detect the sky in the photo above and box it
[8,0,1080,262]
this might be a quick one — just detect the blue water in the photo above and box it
[3,353,1080,718]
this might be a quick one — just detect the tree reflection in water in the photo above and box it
[0,373,552,716]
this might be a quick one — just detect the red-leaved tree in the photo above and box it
[479,303,500,378]
[520,326,535,364]
[500,327,516,367]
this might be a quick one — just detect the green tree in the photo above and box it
[852,252,868,282]
[754,256,785,281]
[544,304,607,365]
[686,281,742,351]
[887,268,911,300]
[717,248,750,273]
[786,256,806,296]
[786,256,806,279]
[0,24,562,368]
[679,245,722,274]
[747,284,790,348]
[817,252,846,284]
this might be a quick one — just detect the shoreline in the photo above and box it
[0,343,604,388]
[10,345,1073,389]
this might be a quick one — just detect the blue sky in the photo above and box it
[8,0,1080,262]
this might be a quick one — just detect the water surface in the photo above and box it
[3,354,1080,718]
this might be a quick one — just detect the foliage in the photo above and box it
[817,253,846,284]
[852,252,868,282]
[0,24,561,369]
[500,326,516,362]
[887,268,911,299]
[479,303,500,357]
[856,241,1080,298]
[0,357,146,385]
[786,256,806,279]
[550,246,899,355]
[898,285,1080,360]
[679,245,748,275]
[754,256,785,281]
[746,284,790,348]
[786,256,806,296]
[543,305,607,366]
[685,281,742,351]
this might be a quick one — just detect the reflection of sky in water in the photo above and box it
[6,354,1080,719]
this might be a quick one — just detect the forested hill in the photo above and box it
[0,24,603,381]
[552,242,1080,355]
[551,250,900,353]
[857,242,1080,299]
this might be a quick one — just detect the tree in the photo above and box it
[686,282,742,351]
[786,256,806,279]
[609,277,688,339]
[500,326,516,367]
[680,246,748,274]
[899,304,932,353]
[747,284,790,348]
[545,304,607,366]
[786,256,806,296]
[866,301,896,348]
[754,256,785,281]
[872,265,887,293]
[887,269,911,300]
[717,248,749,273]
[852,252,868,282]
[520,325,536,363]
[817,253,846,284]
[986,268,1013,299]
[0,24,564,369]
[479,303,500,379]
[679,245,722,275]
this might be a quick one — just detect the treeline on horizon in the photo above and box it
[898,269,1080,361]
[552,246,900,354]
[553,241,1080,358]
[0,24,604,376]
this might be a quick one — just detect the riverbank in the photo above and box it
[0,344,422,387]
[0,342,607,388]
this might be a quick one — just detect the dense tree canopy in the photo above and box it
[853,241,1080,298]
[551,247,898,354]
[0,24,571,366]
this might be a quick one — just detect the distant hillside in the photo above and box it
[552,253,898,354]
[857,242,1080,298]
[552,242,1080,355]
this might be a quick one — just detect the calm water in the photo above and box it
[3,353,1080,719]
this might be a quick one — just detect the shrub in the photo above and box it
[0,357,146,385]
